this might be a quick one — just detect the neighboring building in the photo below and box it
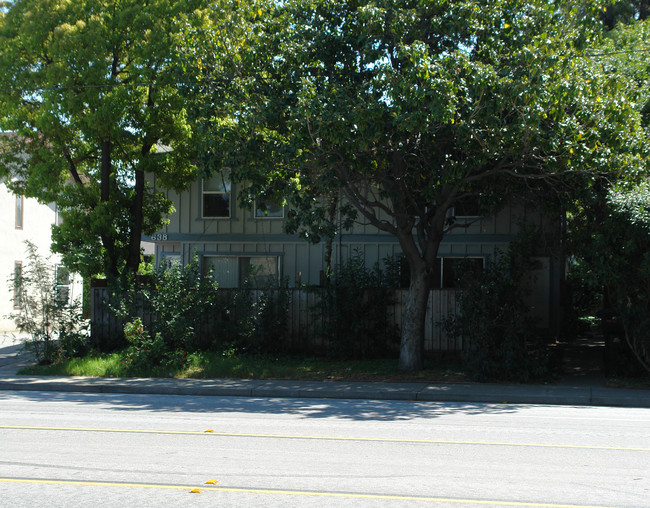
[145,174,564,334]
[0,180,80,332]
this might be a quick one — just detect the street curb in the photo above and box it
[0,375,649,408]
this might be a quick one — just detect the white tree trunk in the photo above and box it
[398,267,430,371]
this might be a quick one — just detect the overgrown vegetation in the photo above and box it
[107,256,291,373]
[444,234,550,382]
[99,252,401,373]
[7,241,88,364]
[313,252,400,359]
[568,182,650,376]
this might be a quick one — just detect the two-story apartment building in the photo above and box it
[145,173,564,333]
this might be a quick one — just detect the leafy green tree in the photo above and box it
[188,0,646,370]
[567,20,650,374]
[0,0,204,280]
[599,20,650,126]
[600,1,649,30]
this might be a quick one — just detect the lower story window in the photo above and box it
[203,255,281,288]
[441,257,484,289]
[398,256,484,289]
[160,254,181,268]
[13,261,22,309]
[56,265,71,304]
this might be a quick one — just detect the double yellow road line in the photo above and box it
[1,424,649,452]
[0,478,624,507]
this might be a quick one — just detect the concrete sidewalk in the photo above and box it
[1,333,649,408]
[0,332,32,376]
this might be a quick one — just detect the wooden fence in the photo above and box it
[90,286,462,352]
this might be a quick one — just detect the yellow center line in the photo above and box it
[0,478,622,508]
[0,478,210,491]
[1,425,648,452]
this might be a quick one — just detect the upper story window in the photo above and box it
[255,198,284,219]
[202,174,231,218]
[15,195,23,229]
[450,196,481,218]
[55,205,64,226]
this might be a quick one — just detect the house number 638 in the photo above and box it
[151,234,168,241]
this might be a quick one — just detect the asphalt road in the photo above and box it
[1,390,649,507]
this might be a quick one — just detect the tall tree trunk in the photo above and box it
[397,262,432,371]
[323,192,339,275]
[394,208,446,372]
[100,139,119,278]
[126,167,145,274]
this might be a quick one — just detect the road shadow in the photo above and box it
[0,388,527,422]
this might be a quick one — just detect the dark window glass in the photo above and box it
[442,258,484,288]
[202,175,231,218]
[255,199,283,218]
[203,193,230,218]
[453,196,481,217]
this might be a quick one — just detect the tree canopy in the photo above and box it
[0,0,204,279]
[187,0,647,370]
[600,0,649,29]
[567,18,650,373]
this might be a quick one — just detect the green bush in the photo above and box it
[144,256,221,351]
[230,273,291,355]
[445,235,549,382]
[121,317,188,372]
[314,252,400,359]
[7,241,88,364]
[121,318,166,371]
[111,255,291,361]
[570,182,650,375]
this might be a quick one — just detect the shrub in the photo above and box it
[313,251,400,359]
[144,256,221,351]
[111,255,291,362]
[445,234,549,382]
[230,273,291,355]
[7,241,88,364]
[578,183,650,374]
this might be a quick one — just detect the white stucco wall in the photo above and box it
[0,181,81,332]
